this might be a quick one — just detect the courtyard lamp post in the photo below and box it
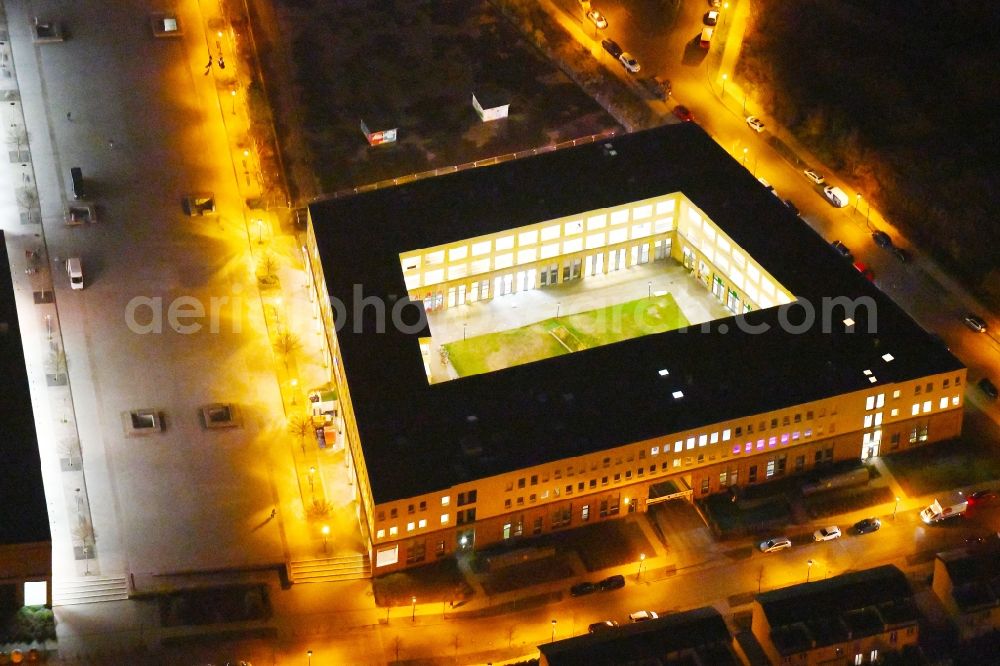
[412,595,417,622]
[638,552,646,579]
[742,147,748,168]
[894,496,900,520]
[307,650,312,666]
[321,524,330,554]
[806,559,814,582]
[551,619,557,643]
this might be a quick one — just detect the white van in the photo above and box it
[699,27,714,49]
[66,257,83,290]
[823,186,849,208]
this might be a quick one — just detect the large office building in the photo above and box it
[305,124,964,573]
[0,232,52,609]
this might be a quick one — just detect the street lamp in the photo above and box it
[551,619,557,643]
[647,281,652,299]
[308,466,316,497]
[721,73,728,99]
[894,496,900,520]
[411,595,417,622]
[556,302,561,318]
[855,193,862,214]
[638,552,646,579]
[256,219,264,244]
[321,524,330,554]
[463,322,467,341]
[806,559,814,582]
[306,650,312,666]
[230,88,237,115]
[742,147,748,167]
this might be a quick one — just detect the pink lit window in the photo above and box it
[745,442,752,453]
[756,439,765,450]
[732,444,741,454]
[780,434,790,444]
[768,436,777,448]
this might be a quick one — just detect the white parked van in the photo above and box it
[66,257,83,290]
[823,186,849,208]
[700,27,714,49]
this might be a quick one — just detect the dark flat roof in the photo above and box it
[0,232,50,545]
[758,565,912,629]
[310,123,964,503]
[537,606,737,666]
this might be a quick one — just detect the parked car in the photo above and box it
[854,518,881,534]
[629,610,659,622]
[619,52,641,73]
[588,620,619,633]
[830,240,852,259]
[813,526,842,542]
[963,314,988,333]
[598,574,626,591]
[872,230,893,248]
[746,116,766,133]
[978,378,999,400]
[823,186,849,207]
[586,10,608,29]
[704,10,719,26]
[601,39,623,59]
[892,247,910,263]
[570,581,597,597]
[759,537,792,553]
[673,105,694,122]
[803,169,825,185]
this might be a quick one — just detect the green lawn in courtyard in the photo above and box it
[444,294,690,377]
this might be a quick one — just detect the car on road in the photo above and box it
[978,378,999,400]
[853,262,875,281]
[629,610,659,622]
[598,574,626,591]
[831,240,852,259]
[969,489,998,503]
[892,247,910,263]
[66,257,84,290]
[673,105,694,122]
[619,52,641,73]
[588,620,619,633]
[854,518,881,535]
[746,116,766,133]
[704,10,719,26]
[759,537,792,553]
[586,10,608,29]
[963,314,988,333]
[813,526,842,541]
[872,230,893,248]
[601,39,623,59]
[570,581,597,597]
[823,186,849,207]
[803,169,825,185]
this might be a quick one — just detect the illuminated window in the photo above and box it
[874,413,883,426]
[440,514,449,525]
[864,415,873,429]
[407,522,415,532]
[418,519,427,529]
[674,441,682,453]
[686,437,695,450]
[610,209,629,225]
[732,444,741,454]
[376,529,385,539]
[495,235,514,251]
[745,442,752,453]
[651,446,660,456]
[633,204,652,220]
[911,404,920,416]
[890,408,898,417]
[923,400,932,413]
[939,397,948,409]
[722,429,731,441]
[768,436,777,448]
[710,432,719,444]
[698,434,708,447]
[866,396,875,411]
[952,396,960,406]
[448,246,468,261]
[389,526,398,536]
[876,393,885,408]
[893,389,901,399]
[441,496,450,506]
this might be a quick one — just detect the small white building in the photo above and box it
[472,89,509,123]
[360,115,398,146]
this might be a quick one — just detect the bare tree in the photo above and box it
[273,331,302,373]
[287,415,312,455]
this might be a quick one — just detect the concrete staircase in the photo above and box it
[52,575,129,606]
[289,553,370,583]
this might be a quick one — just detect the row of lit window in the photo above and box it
[402,198,677,273]
[376,490,476,523]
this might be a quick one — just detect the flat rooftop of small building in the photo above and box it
[309,123,963,503]
[537,606,738,666]
[0,232,50,546]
